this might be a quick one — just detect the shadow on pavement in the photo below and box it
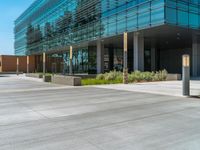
[189,95,200,99]
[0,75,9,77]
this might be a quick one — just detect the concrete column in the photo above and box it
[123,32,128,84]
[27,56,29,73]
[109,47,114,71]
[151,39,156,71]
[43,53,46,75]
[69,46,73,75]
[63,53,68,75]
[192,34,200,77]
[134,32,144,71]
[16,57,19,75]
[97,40,104,74]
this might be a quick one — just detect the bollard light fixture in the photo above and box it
[182,55,190,67]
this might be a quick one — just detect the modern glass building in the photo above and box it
[15,0,200,76]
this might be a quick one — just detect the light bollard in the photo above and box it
[69,46,73,75]
[182,55,190,96]
[123,32,128,84]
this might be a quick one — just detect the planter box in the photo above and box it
[0,72,23,74]
[52,75,81,86]
[26,73,43,78]
[74,74,96,79]
[43,75,52,82]
[166,74,181,81]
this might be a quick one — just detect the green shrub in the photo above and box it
[142,72,154,81]
[96,74,105,80]
[153,69,168,81]
[43,74,52,82]
[115,73,123,81]
[96,70,123,81]
[128,70,167,83]
[82,79,122,86]
[38,73,43,78]
[82,69,167,85]
[128,73,135,82]
[128,71,144,82]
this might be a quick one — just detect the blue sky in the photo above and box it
[0,0,34,55]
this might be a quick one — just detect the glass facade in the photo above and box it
[15,0,166,56]
[101,0,165,37]
[166,0,200,29]
[14,0,200,74]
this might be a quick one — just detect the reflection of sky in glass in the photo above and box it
[0,0,34,55]
[14,0,200,56]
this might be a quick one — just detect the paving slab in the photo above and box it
[94,80,200,97]
[0,76,200,149]
[0,74,73,93]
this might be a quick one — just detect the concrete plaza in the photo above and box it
[95,80,200,97]
[0,75,200,150]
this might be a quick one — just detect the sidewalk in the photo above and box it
[94,81,200,97]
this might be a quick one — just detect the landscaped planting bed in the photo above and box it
[81,70,168,86]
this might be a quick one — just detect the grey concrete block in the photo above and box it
[43,75,52,82]
[52,75,81,86]
[74,74,96,79]
[166,74,181,81]
[26,73,43,78]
